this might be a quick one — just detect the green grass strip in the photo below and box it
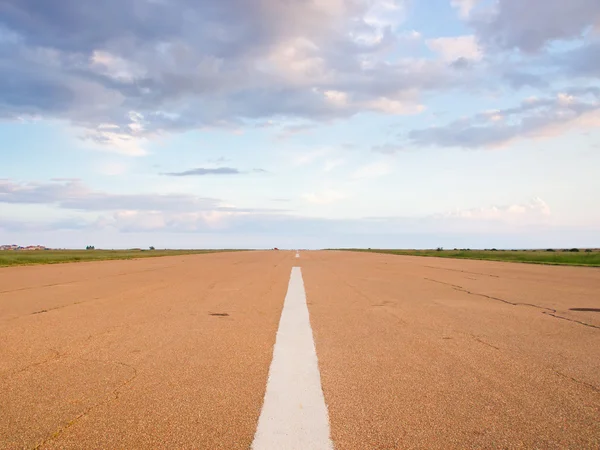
[0,249,244,268]
[332,249,600,267]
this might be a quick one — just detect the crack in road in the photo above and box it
[32,360,138,450]
[424,265,500,278]
[424,277,599,331]
[424,277,556,312]
[424,278,464,289]
[0,265,178,295]
[472,337,500,351]
[30,301,85,316]
[542,312,600,330]
[0,348,62,379]
[554,370,600,393]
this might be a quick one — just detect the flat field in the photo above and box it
[0,249,236,267]
[339,248,600,266]
[1,250,599,449]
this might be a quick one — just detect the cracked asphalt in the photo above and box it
[1,250,599,449]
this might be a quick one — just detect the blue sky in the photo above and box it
[1,0,599,249]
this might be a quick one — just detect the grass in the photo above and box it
[335,249,600,267]
[0,249,239,268]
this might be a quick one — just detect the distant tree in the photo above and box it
[149,246,155,250]
[546,249,555,252]
[491,248,498,251]
[585,249,592,253]
[436,247,443,251]
[86,245,95,250]
[569,248,580,252]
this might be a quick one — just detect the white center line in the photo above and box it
[252,267,333,450]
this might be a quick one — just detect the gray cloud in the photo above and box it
[556,42,600,78]
[0,179,287,216]
[163,167,267,176]
[371,143,404,154]
[0,217,90,232]
[163,167,242,176]
[0,0,466,143]
[0,197,567,239]
[501,71,549,90]
[449,57,472,70]
[408,91,600,148]
[1,0,598,152]
[0,179,218,211]
[473,0,600,52]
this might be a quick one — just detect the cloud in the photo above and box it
[275,123,317,140]
[371,143,404,154]
[408,91,600,148]
[0,179,218,211]
[302,189,346,205]
[323,158,346,172]
[473,0,600,52]
[501,71,549,89]
[0,179,291,221]
[81,125,148,156]
[0,217,90,232]
[0,0,455,148]
[427,35,482,62]
[96,161,129,176]
[163,167,242,176]
[441,197,551,224]
[1,194,574,248]
[554,41,600,78]
[207,156,231,163]
[292,147,332,166]
[352,161,392,179]
[451,0,479,19]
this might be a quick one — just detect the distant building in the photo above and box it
[0,244,48,251]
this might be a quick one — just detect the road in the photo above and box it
[1,251,599,449]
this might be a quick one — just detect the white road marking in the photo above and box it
[295,252,300,258]
[252,267,333,450]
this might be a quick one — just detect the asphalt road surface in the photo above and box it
[1,251,599,449]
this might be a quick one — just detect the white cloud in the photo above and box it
[90,50,145,82]
[427,35,483,62]
[96,161,129,176]
[443,197,551,224]
[409,90,600,148]
[81,128,148,156]
[262,37,327,85]
[292,147,332,166]
[365,0,405,26]
[324,90,349,107]
[451,0,479,19]
[352,161,393,179]
[323,158,346,172]
[302,189,347,204]
[366,97,426,115]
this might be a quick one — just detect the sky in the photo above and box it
[1,0,599,249]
